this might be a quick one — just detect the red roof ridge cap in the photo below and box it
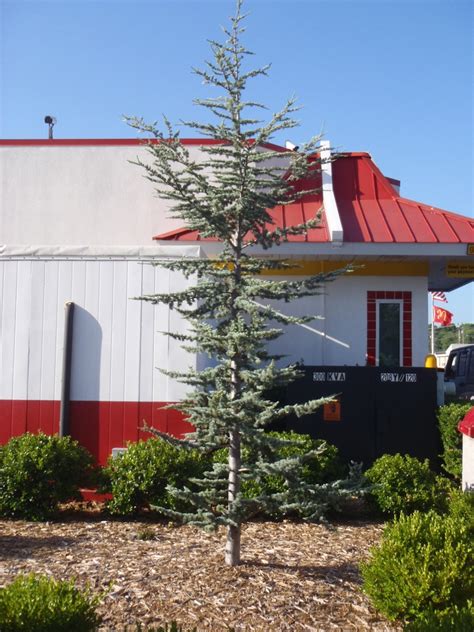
[0,138,287,151]
[0,138,228,147]
[153,227,193,240]
[336,151,371,158]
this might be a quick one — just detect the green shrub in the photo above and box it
[437,402,471,480]
[267,431,345,485]
[447,489,474,528]
[0,573,101,631]
[361,511,474,623]
[213,431,345,515]
[103,438,209,516]
[364,453,450,516]
[0,432,95,520]
[404,602,474,632]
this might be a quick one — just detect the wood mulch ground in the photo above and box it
[0,506,401,631]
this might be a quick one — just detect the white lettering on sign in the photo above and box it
[381,373,403,382]
[380,373,417,383]
[312,372,326,382]
[327,372,346,382]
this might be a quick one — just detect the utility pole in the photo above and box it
[430,295,435,354]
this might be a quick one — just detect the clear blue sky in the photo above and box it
[1,0,473,323]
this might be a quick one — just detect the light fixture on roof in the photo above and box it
[44,115,57,140]
[285,140,299,151]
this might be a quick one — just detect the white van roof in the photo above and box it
[446,343,474,355]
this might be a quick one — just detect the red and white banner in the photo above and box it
[433,306,453,326]
[431,291,448,303]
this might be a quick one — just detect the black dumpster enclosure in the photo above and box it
[281,366,440,468]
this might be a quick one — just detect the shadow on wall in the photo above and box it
[69,306,102,461]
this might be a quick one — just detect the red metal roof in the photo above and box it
[333,154,474,243]
[157,199,329,243]
[458,407,474,438]
[157,168,329,243]
[155,152,474,244]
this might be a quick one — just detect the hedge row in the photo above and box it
[0,402,469,521]
[0,430,347,521]
[361,402,474,630]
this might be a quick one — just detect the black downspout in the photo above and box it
[59,301,75,437]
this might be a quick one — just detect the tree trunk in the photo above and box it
[225,524,241,566]
[225,425,241,566]
[225,242,242,567]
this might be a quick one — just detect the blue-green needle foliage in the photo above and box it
[126,1,353,540]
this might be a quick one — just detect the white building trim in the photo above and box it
[189,240,470,259]
[0,245,202,260]
[319,140,344,244]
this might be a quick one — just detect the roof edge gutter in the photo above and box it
[0,244,202,259]
[320,140,344,244]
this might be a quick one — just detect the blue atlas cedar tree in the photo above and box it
[126,0,358,566]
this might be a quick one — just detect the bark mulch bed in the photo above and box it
[0,507,401,631]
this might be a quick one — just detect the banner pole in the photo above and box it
[431,295,435,355]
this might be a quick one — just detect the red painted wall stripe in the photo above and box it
[0,400,192,465]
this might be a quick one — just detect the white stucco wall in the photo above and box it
[266,274,428,367]
[0,143,293,247]
[0,144,206,246]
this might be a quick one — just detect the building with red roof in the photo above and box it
[0,138,472,462]
[155,143,474,292]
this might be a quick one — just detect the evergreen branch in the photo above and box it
[141,422,201,449]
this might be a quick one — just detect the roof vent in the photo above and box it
[387,177,401,194]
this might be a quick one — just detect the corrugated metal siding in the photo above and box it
[0,258,194,404]
[0,259,429,462]
[0,258,196,461]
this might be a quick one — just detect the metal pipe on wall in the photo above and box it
[59,301,75,437]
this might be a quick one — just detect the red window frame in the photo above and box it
[367,291,412,367]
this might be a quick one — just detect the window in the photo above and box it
[469,350,474,376]
[377,301,402,367]
[367,291,412,367]
[458,350,468,377]
[445,353,457,379]
[446,348,474,379]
